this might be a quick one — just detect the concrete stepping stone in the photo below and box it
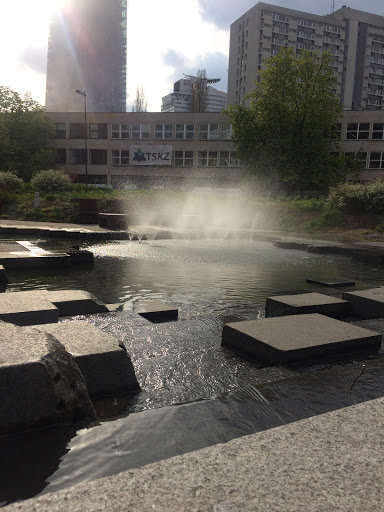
[0,291,59,325]
[0,264,8,291]
[342,287,384,319]
[46,290,109,316]
[222,313,381,363]
[0,290,109,325]
[136,300,178,322]
[265,292,351,318]
[0,321,96,434]
[35,321,140,397]
[306,278,355,287]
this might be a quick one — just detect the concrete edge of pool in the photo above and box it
[5,396,384,511]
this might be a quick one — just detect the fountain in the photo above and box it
[2,191,384,507]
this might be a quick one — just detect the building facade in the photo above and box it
[228,2,384,110]
[46,109,384,187]
[45,0,127,113]
[161,77,227,113]
[47,112,240,189]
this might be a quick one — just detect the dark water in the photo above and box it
[7,238,384,317]
[2,238,384,505]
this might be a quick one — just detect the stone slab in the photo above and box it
[0,265,8,291]
[35,321,140,397]
[265,292,351,318]
[46,290,109,316]
[0,291,59,325]
[0,290,109,325]
[342,287,384,319]
[99,213,129,231]
[66,250,94,265]
[0,253,70,269]
[222,313,381,363]
[306,278,355,287]
[136,300,178,322]
[6,397,384,512]
[0,321,96,434]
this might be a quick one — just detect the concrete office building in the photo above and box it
[228,2,384,110]
[161,77,227,113]
[47,112,240,189]
[46,0,127,112]
[46,109,384,186]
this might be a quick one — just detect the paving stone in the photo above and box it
[343,287,384,318]
[265,292,351,318]
[222,313,381,363]
[0,291,59,325]
[306,278,355,287]
[0,321,96,434]
[36,321,140,397]
[136,300,178,322]
[46,290,109,316]
[6,397,384,512]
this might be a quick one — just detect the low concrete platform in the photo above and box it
[35,321,140,397]
[98,213,130,230]
[0,264,8,291]
[136,300,178,322]
[6,396,384,511]
[265,292,351,318]
[0,290,109,325]
[0,291,59,325]
[0,321,96,434]
[343,287,384,319]
[46,290,109,316]
[306,278,355,287]
[222,313,381,363]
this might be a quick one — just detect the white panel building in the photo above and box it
[228,2,384,111]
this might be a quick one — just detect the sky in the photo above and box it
[0,0,383,112]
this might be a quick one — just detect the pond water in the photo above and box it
[7,238,384,317]
[2,238,384,506]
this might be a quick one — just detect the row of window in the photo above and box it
[346,151,384,169]
[346,123,384,140]
[262,11,341,33]
[55,123,233,141]
[57,149,240,167]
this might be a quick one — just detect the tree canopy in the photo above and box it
[190,69,208,113]
[226,49,347,193]
[0,86,55,180]
[131,86,148,112]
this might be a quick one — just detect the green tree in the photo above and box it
[0,86,56,181]
[226,49,347,194]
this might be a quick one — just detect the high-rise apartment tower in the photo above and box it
[46,0,127,112]
[228,2,384,110]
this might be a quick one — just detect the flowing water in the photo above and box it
[2,238,384,506]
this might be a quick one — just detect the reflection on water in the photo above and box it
[7,239,384,318]
[3,239,384,505]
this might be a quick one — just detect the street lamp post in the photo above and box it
[75,89,88,177]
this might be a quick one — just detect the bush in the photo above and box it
[24,209,46,221]
[31,170,72,194]
[303,210,344,232]
[0,171,24,193]
[328,180,384,214]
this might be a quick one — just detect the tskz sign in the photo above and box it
[130,145,173,166]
